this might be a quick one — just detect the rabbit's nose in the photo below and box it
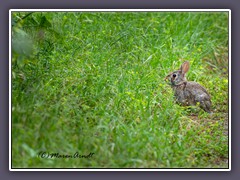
[164,75,170,81]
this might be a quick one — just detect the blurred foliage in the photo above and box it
[12,12,60,67]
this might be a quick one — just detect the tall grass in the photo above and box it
[11,11,229,168]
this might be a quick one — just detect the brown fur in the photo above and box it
[165,61,211,113]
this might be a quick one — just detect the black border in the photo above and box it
[1,0,240,179]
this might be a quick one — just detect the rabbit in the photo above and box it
[164,61,212,113]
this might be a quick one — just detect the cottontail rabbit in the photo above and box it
[165,61,212,113]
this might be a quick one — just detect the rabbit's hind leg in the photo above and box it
[200,100,212,113]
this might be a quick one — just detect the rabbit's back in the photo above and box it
[185,81,210,101]
[173,81,211,112]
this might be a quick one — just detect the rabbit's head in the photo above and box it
[165,61,190,86]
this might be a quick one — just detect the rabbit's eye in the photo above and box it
[173,74,176,78]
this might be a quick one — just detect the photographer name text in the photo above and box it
[38,151,94,159]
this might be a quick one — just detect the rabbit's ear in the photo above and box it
[180,61,190,74]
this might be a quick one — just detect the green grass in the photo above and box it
[11,11,229,168]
